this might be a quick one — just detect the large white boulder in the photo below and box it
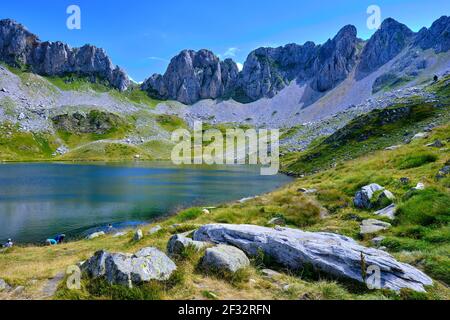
[201,245,250,273]
[82,247,177,288]
[193,224,433,292]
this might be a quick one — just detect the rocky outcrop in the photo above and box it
[82,248,177,288]
[51,110,125,135]
[237,25,358,101]
[415,16,450,53]
[360,219,392,235]
[0,19,129,91]
[193,224,433,292]
[200,245,250,273]
[353,184,395,209]
[142,50,239,104]
[357,18,414,76]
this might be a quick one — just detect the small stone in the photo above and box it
[436,166,450,180]
[360,219,392,235]
[374,204,397,220]
[202,209,211,215]
[261,269,282,279]
[371,236,386,247]
[11,286,25,296]
[133,229,143,241]
[148,225,162,235]
[400,177,410,185]
[0,279,11,292]
[87,231,105,240]
[414,183,426,190]
[167,233,209,256]
[385,145,401,151]
[412,132,428,140]
[426,140,444,148]
[201,245,250,273]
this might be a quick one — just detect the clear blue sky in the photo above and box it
[1,0,449,82]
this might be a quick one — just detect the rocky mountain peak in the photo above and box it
[141,49,239,104]
[0,19,129,91]
[415,15,450,53]
[357,18,414,76]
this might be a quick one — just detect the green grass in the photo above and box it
[284,100,449,175]
[395,153,438,170]
[0,122,59,161]
[155,114,188,132]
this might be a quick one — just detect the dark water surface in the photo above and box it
[0,162,292,243]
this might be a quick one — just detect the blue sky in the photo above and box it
[1,0,449,82]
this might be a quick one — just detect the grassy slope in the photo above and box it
[0,69,179,162]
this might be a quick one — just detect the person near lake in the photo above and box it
[46,234,66,246]
[3,238,13,248]
[46,238,57,246]
[55,234,66,244]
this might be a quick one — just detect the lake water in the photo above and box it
[0,162,292,243]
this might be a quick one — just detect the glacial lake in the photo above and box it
[0,162,292,243]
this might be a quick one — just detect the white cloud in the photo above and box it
[236,62,244,71]
[147,56,170,63]
[218,47,240,60]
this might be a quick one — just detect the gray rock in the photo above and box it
[360,219,392,235]
[82,247,176,288]
[353,183,385,209]
[261,269,282,279]
[436,166,450,180]
[201,245,250,273]
[131,247,177,282]
[167,233,209,256]
[0,19,129,91]
[414,182,426,190]
[371,236,386,247]
[374,204,397,220]
[426,140,444,148]
[133,229,143,241]
[142,50,239,104]
[0,278,11,292]
[357,18,414,76]
[194,224,432,292]
[412,132,428,140]
[86,231,105,240]
[148,225,162,235]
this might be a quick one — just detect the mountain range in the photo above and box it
[1,16,449,108]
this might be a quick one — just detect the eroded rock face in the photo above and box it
[415,16,450,53]
[142,49,239,104]
[201,245,250,273]
[82,247,177,288]
[194,224,433,292]
[237,25,358,101]
[357,18,414,76]
[0,19,129,91]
